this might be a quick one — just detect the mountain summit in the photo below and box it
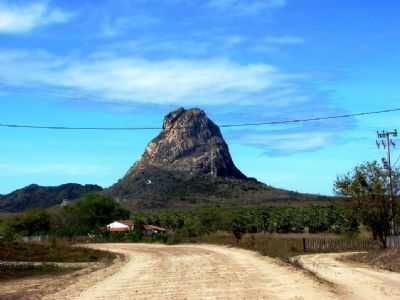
[125,107,246,179]
[109,108,318,209]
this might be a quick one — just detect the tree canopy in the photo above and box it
[334,160,400,247]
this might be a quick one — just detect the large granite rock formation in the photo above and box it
[125,107,246,179]
[109,108,317,209]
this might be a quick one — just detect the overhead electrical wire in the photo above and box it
[0,107,400,131]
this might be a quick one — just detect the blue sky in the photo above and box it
[1,0,399,195]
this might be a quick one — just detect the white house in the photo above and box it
[106,220,134,232]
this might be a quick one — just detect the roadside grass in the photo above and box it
[185,231,372,260]
[0,240,115,262]
[0,240,116,281]
[0,264,78,281]
[342,249,400,272]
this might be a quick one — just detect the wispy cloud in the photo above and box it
[237,131,333,155]
[99,14,159,38]
[0,1,73,34]
[207,0,287,15]
[0,49,301,106]
[99,33,246,58]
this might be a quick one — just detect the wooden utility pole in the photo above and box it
[377,129,398,234]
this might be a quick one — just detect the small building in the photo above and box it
[143,224,167,235]
[106,220,134,233]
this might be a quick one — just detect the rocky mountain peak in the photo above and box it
[108,108,319,209]
[125,107,247,179]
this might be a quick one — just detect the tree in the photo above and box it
[231,217,247,243]
[4,208,51,237]
[334,161,400,247]
[59,193,131,235]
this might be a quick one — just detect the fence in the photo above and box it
[387,236,400,249]
[304,238,379,251]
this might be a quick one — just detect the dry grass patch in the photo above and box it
[0,240,116,281]
[188,231,346,259]
[0,240,115,262]
[344,249,400,272]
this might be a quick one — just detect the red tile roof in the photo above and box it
[144,225,167,232]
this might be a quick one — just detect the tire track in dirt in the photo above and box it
[294,252,400,300]
[49,244,337,300]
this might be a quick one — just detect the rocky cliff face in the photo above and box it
[109,108,255,207]
[109,107,324,209]
[125,107,246,179]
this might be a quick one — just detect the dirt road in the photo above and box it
[9,244,400,300]
[294,252,400,300]
[45,243,336,300]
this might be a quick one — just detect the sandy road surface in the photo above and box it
[6,244,400,300]
[295,253,400,300]
[47,243,336,300]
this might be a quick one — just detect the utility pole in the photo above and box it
[377,129,398,234]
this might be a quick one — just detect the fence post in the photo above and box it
[303,238,306,252]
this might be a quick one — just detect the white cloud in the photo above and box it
[0,1,73,34]
[0,49,300,106]
[102,34,247,57]
[208,0,286,15]
[238,131,333,154]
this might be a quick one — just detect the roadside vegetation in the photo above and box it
[0,239,115,281]
[0,198,361,243]
[185,231,352,259]
[0,264,71,281]
[0,160,398,264]
[334,160,400,247]
[0,239,115,262]
[343,249,400,272]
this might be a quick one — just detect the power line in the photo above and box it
[1,107,400,131]
[220,108,400,128]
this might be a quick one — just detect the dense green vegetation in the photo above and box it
[51,193,130,236]
[0,192,358,241]
[334,160,400,247]
[133,205,359,243]
[0,193,130,239]
[7,162,397,245]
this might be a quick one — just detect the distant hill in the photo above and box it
[109,107,330,209]
[109,166,328,210]
[0,183,103,212]
[2,108,333,213]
